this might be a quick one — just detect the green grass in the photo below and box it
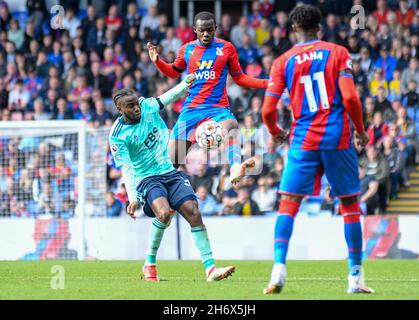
[0,260,418,300]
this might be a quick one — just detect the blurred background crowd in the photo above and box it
[0,0,418,218]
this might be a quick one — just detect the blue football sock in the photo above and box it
[341,203,363,276]
[274,215,295,265]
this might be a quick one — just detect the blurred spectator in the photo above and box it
[353,59,368,93]
[133,68,148,98]
[238,33,260,69]
[51,97,74,120]
[395,0,415,28]
[373,0,393,27]
[240,114,257,145]
[105,5,123,35]
[367,111,389,146]
[81,5,97,37]
[261,0,273,18]
[92,99,113,128]
[255,18,271,47]
[359,47,373,74]
[396,43,412,71]
[139,5,159,39]
[401,57,419,95]
[396,107,417,164]
[370,70,388,97]
[86,17,107,52]
[217,14,231,42]
[74,100,94,122]
[196,185,220,216]
[248,0,263,29]
[231,16,255,48]
[232,187,261,216]
[383,135,405,199]
[106,191,122,217]
[389,69,402,102]
[363,96,376,128]
[31,98,50,120]
[153,14,169,44]
[63,8,80,39]
[251,177,277,214]
[0,1,11,32]
[0,77,8,110]
[161,28,182,57]
[267,26,292,58]
[375,86,392,115]
[7,18,24,50]
[359,146,390,213]
[190,164,213,192]
[402,80,418,116]
[359,166,379,215]
[374,44,397,83]
[68,75,92,110]
[8,78,30,112]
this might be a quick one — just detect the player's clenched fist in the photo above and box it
[272,129,288,145]
[354,131,369,149]
[185,74,196,87]
[147,42,158,62]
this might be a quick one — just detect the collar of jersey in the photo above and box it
[295,39,320,46]
[196,38,216,47]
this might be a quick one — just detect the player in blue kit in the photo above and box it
[109,75,235,282]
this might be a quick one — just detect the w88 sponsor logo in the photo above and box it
[194,70,216,80]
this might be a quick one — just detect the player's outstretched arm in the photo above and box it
[338,70,369,148]
[226,42,268,89]
[147,42,182,79]
[232,73,269,89]
[157,74,195,107]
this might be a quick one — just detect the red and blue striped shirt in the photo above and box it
[172,38,244,109]
[265,40,354,150]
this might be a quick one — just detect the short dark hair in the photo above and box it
[113,88,136,107]
[289,4,322,32]
[194,11,216,26]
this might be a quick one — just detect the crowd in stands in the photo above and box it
[0,0,418,218]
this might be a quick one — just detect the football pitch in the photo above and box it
[0,260,418,300]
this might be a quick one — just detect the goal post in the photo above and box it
[0,120,109,260]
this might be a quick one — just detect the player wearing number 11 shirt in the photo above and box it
[261,5,373,295]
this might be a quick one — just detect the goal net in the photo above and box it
[0,121,109,260]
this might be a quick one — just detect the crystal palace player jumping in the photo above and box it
[147,11,268,185]
[261,5,374,294]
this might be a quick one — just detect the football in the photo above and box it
[194,120,225,150]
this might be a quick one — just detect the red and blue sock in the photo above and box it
[274,199,300,265]
[225,137,241,168]
[341,202,363,276]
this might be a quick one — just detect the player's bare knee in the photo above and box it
[155,208,173,225]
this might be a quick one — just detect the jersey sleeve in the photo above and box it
[109,135,131,168]
[172,45,187,73]
[265,58,286,99]
[140,97,162,114]
[227,43,244,76]
[337,46,353,75]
